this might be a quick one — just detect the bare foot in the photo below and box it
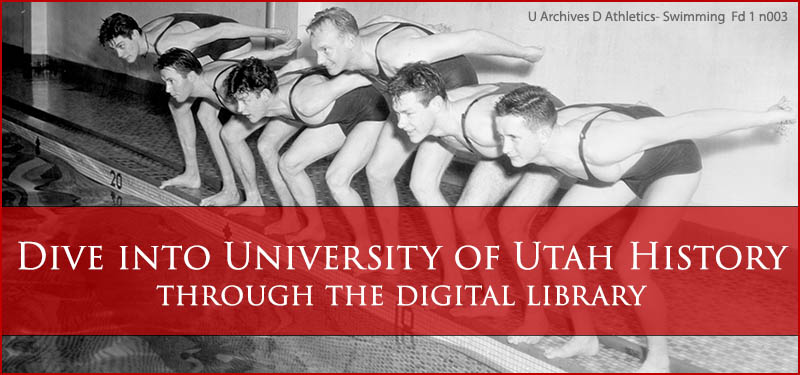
[285,224,326,244]
[160,172,200,189]
[637,356,670,373]
[200,189,241,206]
[544,336,599,359]
[523,46,545,63]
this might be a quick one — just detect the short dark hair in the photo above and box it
[154,48,203,76]
[99,13,141,46]
[495,85,558,129]
[225,57,278,99]
[307,7,359,36]
[387,62,448,106]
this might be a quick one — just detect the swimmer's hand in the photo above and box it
[273,39,302,57]
[523,45,545,63]
[273,27,292,40]
[233,40,301,63]
[768,97,796,137]
[768,97,795,119]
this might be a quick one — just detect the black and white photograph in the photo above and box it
[1,2,797,373]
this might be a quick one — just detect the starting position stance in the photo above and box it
[222,58,389,247]
[386,62,564,291]
[306,7,544,269]
[494,85,795,371]
[99,12,289,205]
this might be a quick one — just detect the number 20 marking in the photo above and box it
[109,170,123,190]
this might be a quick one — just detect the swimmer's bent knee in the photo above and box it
[366,161,395,186]
[325,168,351,193]
[278,155,305,176]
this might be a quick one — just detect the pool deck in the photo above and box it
[2,63,798,373]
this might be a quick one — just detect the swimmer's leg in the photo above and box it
[619,171,701,373]
[257,119,303,233]
[535,182,634,358]
[279,124,346,243]
[365,121,416,244]
[196,101,239,206]
[220,116,268,206]
[161,98,201,189]
[451,160,518,298]
[325,121,384,260]
[405,140,456,276]
[500,168,561,340]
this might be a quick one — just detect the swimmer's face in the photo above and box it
[234,90,272,122]
[497,115,539,167]
[108,32,141,63]
[392,92,439,143]
[159,68,195,103]
[310,22,355,75]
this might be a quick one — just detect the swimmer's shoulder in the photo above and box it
[289,71,329,102]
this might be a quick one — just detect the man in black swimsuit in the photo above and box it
[494,85,795,371]
[152,46,297,198]
[305,7,546,265]
[385,62,563,297]
[220,57,389,249]
[99,12,289,205]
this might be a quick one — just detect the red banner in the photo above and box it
[2,206,797,335]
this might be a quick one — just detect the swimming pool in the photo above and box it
[3,132,152,207]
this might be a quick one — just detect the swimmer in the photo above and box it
[99,13,290,205]
[152,45,299,197]
[494,85,796,372]
[221,57,389,248]
[306,7,544,269]
[386,62,563,291]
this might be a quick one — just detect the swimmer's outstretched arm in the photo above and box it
[364,15,416,26]
[293,73,372,118]
[231,40,301,62]
[364,15,450,32]
[397,29,544,64]
[588,98,796,165]
[171,23,291,50]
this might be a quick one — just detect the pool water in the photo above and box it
[3,132,153,207]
